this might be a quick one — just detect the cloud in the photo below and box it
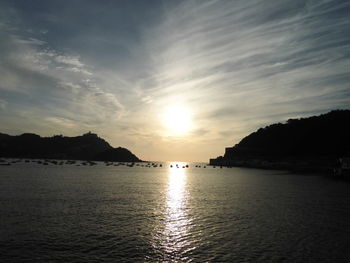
[13,37,46,46]
[142,0,350,138]
[54,55,85,68]
[0,98,7,110]
[0,0,349,161]
[0,15,124,131]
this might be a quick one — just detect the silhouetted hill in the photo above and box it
[94,147,140,162]
[210,110,350,172]
[0,132,141,162]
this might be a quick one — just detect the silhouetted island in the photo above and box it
[210,110,350,173]
[0,132,141,162]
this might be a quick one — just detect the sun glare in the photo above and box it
[162,105,193,136]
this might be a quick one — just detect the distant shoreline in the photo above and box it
[209,110,350,175]
[0,132,142,162]
[209,157,334,174]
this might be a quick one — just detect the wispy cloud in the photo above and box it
[142,0,350,143]
[0,0,349,161]
[0,16,124,133]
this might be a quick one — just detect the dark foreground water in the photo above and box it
[1,161,350,262]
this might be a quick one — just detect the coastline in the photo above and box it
[209,157,335,174]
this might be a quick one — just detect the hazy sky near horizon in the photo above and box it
[1,0,350,161]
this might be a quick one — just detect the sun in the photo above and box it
[162,105,193,136]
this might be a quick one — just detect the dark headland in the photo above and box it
[210,110,350,173]
[0,132,141,162]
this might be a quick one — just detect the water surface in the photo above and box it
[1,161,349,262]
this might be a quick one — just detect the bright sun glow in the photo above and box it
[162,105,193,136]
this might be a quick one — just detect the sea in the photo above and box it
[0,160,350,263]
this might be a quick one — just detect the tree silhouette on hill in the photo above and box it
[210,110,350,170]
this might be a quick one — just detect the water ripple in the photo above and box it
[1,163,350,262]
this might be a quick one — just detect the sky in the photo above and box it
[0,0,350,162]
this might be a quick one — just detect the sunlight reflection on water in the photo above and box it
[160,162,193,260]
[2,163,350,262]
